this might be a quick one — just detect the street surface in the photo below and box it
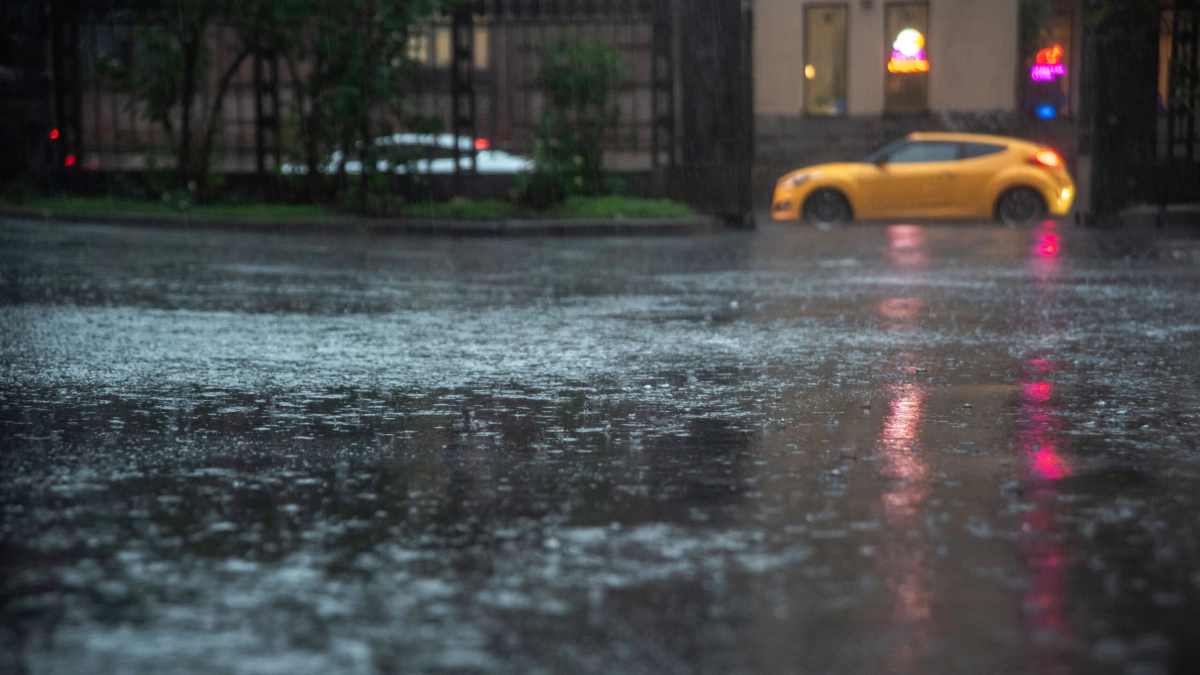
[3,217,1200,674]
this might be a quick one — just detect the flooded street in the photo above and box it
[3,217,1200,674]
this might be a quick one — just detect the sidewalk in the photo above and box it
[1116,204,1200,229]
[0,207,725,237]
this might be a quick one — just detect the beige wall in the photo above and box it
[754,0,1020,116]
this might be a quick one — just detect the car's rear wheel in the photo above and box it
[997,187,1046,225]
[804,189,852,228]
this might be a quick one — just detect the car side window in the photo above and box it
[886,141,959,164]
[959,142,1006,160]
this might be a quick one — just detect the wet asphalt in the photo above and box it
[2,216,1200,675]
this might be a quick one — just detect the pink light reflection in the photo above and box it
[879,385,929,522]
[888,224,929,268]
[878,297,925,331]
[1037,233,1059,256]
[875,383,934,671]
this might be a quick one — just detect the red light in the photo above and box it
[1033,150,1062,168]
[64,154,77,167]
[49,128,60,140]
[1037,233,1059,256]
[474,138,489,150]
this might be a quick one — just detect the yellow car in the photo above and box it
[771,132,1075,226]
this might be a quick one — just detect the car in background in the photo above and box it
[280,134,534,176]
[771,132,1074,226]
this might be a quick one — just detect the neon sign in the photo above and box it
[887,29,929,74]
[1030,44,1066,82]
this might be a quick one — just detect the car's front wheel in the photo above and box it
[803,189,852,228]
[997,187,1046,225]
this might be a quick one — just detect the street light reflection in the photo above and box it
[877,383,933,670]
[1015,353,1075,654]
[879,385,929,520]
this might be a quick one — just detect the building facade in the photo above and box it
[752,0,1084,204]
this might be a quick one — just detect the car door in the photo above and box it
[856,141,959,218]
[949,141,1009,218]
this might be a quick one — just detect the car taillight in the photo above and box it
[474,138,489,150]
[1031,150,1062,168]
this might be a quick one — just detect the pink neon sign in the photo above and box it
[1031,63,1067,81]
[1030,44,1066,81]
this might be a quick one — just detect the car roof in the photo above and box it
[906,131,1037,149]
[375,133,476,150]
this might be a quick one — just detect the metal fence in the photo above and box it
[415,0,677,170]
[62,0,676,175]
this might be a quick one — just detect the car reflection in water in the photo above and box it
[772,132,1075,227]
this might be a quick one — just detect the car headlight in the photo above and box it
[782,172,820,189]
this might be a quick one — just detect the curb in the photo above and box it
[1117,204,1200,229]
[0,208,725,237]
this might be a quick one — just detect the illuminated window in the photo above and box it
[474,27,489,70]
[884,2,929,114]
[408,32,430,64]
[435,26,452,67]
[409,24,488,70]
[803,5,848,116]
[1024,14,1072,118]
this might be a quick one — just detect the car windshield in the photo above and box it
[861,138,909,163]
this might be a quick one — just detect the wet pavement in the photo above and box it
[3,216,1200,674]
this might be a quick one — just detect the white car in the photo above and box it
[280,134,534,176]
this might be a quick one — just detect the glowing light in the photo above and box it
[474,138,489,150]
[804,64,816,79]
[1036,44,1064,65]
[49,128,60,140]
[1033,150,1063,168]
[1037,233,1059,256]
[1031,448,1070,481]
[64,154,77,167]
[1031,45,1067,82]
[1024,381,1053,403]
[888,29,929,74]
[1036,104,1057,119]
[1031,63,1067,82]
[894,29,924,57]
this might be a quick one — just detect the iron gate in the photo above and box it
[46,0,754,217]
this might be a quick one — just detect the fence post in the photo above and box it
[254,51,281,176]
[675,0,754,224]
[451,5,477,195]
[49,0,82,181]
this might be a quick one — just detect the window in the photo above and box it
[407,24,489,70]
[885,141,957,163]
[804,5,848,116]
[862,137,908,163]
[959,142,1006,159]
[1023,14,1072,118]
[884,2,929,114]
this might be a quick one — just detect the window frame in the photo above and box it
[802,3,850,117]
[882,140,959,164]
[1022,11,1074,119]
[882,1,931,116]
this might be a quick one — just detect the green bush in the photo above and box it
[518,34,628,207]
[1,177,41,205]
